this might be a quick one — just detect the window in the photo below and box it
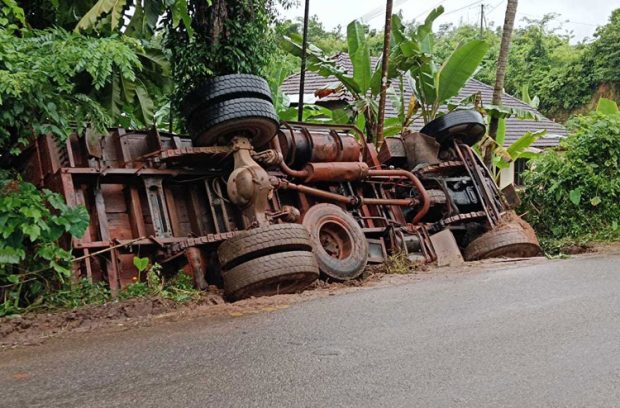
[514,158,529,186]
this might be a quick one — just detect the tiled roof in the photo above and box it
[281,53,567,147]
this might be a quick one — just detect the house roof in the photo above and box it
[281,54,567,148]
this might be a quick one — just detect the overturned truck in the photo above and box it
[18,75,541,300]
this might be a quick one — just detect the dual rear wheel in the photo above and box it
[182,74,279,148]
[217,224,319,300]
[217,205,370,300]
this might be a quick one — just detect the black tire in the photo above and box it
[421,110,486,146]
[218,224,313,270]
[223,251,319,300]
[464,224,541,261]
[181,74,273,119]
[302,204,368,281]
[187,97,278,147]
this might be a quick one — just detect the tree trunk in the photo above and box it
[193,0,228,46]
[375,0,394,148]
[483,0,518,169]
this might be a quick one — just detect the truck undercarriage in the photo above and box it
[16,74,540,300]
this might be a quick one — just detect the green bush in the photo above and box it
[120,261,201,303]
[0,25,148,153]
[0,173,89,316]
[521,112,620,241]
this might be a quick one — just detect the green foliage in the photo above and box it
[0,173,89,316]
[264,62,334,123]
[391,9,490,124]
[436,40,489,104]
[433,10,620,120]
[521,112,620,240]
[485,121,546,176]
[434,23,500,86]
[276,15,347,59]
[282,19,393,141]
[520,85,540,109]
[42,279,111,310]
[385,72,418,135]
[589,9,620,85]
[282,8,489,140]
[74,0,192,36]
[121,263,201,303]
[0,25,148,152]
[133,256,149,273]
[75,0,128,32]
[1,0,25,26]
[166,0,291,117]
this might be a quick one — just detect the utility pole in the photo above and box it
[297,0,310,122]
[480,4,484,38]
[375,0,393,148]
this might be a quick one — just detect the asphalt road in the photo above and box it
[3,254,620,407]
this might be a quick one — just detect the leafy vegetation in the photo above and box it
[290,9,620,121]
[520,100,620,245]
[165,0,294,120]
[120,259,201,303]
[282,7,490,141]
[0,28,147,151]
[390,8,489,124]
[282,19,397,142]
[0,174,89,316]
[434,11,620,121]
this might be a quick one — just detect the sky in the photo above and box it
[280,0,618,43]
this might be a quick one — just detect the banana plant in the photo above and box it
[520,84,540,109]
[281,20,396,143]
[472,114,546,182]
[390,7,490,125]
[490,118,546,174]
[385,72,419,136]
[75,0,192,37]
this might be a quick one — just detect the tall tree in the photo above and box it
[484,0,518,168]
[165,1,290,110]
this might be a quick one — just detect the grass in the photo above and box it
[385,252,418,275]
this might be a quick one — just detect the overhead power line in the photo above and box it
[359,0,410,23]
[413,0,448,20]
[441,0,485,17]
[487,0,506,15]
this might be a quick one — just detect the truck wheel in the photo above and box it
[222,251,319,300]
[181,74,273,118]
[187,97,278,147]
[218,224,313,270]
[463,224,541,261]
[421,110,486,146]
[302,204,368,281]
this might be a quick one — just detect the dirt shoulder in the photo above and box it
[2,244,618,350]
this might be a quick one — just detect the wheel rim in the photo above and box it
[318,220,353,261]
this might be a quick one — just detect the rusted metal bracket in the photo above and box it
[143,177,173,238]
